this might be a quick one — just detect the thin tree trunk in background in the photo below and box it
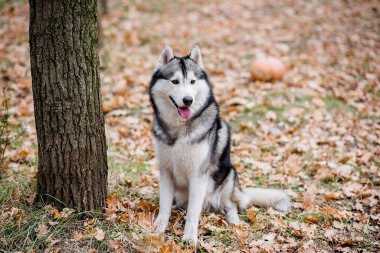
[100,0,108,15]
[29,0,108,211]
[97,0,107,47]
[97,1,103,47]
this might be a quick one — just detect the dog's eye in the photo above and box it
[190,80,196,84]
[171,80,179,85]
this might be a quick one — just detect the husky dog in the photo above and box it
[150,45,292,243]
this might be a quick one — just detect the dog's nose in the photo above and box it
[183,96,193,106]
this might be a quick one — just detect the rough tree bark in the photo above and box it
[29,0,108,211]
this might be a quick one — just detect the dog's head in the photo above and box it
[150,45,211,121]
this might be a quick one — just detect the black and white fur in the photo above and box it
[150,45,291,243]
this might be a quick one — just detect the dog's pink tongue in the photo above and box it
[178,107,190,119]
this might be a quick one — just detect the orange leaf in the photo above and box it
[304,215,319,224]
[11,150,29,162]
[324,193,342,202]
[247,209,257,223]
[137,200,158,212]
[233,224,248,245]
[292,230,304,238]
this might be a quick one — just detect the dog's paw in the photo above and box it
[274,197,292,212]
[182,232,197,244]
[153,216,168,233]
[182,224,198,243]
[225,209,240,225]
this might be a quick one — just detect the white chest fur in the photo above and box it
[154,137,210,188]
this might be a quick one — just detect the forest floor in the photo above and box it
[1,0,379,252]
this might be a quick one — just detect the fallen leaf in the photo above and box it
[132,235,163,253]
[35,224,48,239]
[137,200,158,212]
[312,97,325,107]
[233,224,249,246]
[11,149,29,162]
[292,230,304,238]
[324,228,338,241]
[302,184,317,210]
[109,240,125,252]
[72,231,85,241]
[303,215,319,224]
[247,209,257,223]
[93,227,105,241]
[283,154,302,177]
[324,193,343,202]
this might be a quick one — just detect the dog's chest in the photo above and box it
[155,137,210,187]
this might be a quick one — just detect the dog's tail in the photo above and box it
[235,188,292,212]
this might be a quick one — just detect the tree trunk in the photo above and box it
[97,1,103,47]
[100,0,108,15]
[29,0,108,211]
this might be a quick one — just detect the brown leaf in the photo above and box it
[247,209,257,223]
[324,228,338,242]
[107,195,120,211]
[35,224,48,239]
[93,227,105,241]
[51,208,75,220]
[324,193,343,202]
[119,213,129,222]
[292,230,304,238]
[60,208,75,218]
[314,167,334,181]
[283,154,302,177]
[132,235,163,253]
[137,200,158,212]
[17,99,31,117]
[312,97,325,107]
[72,231,85,241]
[11,149,29,162]
[45,248,60,253]
[303,215,319,224]
[302,184,317,210]
[199,240,218,253]
[136,211,154,228]
[233,224,249,246]
[45,235,60,248]
[109,240,125,252]
[320,207,350,221]
[160,243,174,253]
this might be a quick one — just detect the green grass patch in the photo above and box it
[230,92,314,134]
[0,204,113,252]
[0,172,33,206]
[322,96,355,111]
[109,158,151,181]
[261,145,277,153]
[0,0,27,9]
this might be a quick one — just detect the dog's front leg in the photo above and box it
[154,169,174,233]
[182,176,208,243]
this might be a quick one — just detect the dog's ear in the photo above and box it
[157,45,174,68]
[189,45,204,69]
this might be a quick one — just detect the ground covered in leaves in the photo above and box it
[1,0,379,252]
